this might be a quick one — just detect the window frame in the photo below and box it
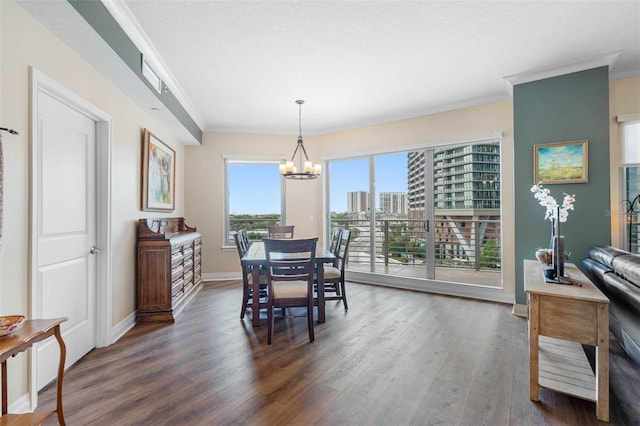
[617,114,640,252]
[323,136,505,302]
[223,155,286,247]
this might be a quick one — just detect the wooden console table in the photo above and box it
[0,318,67,425]
[524,260,609,422]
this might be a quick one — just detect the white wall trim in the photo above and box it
[8,393,31,414]
[512,303,528,318]
[347,271,514,305]
[504,50,622,95]
[203,272,242,282]
[110,312,137,343]
[617,113,640,123]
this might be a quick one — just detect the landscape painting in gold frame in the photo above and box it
[142,129,175,211]
[533,140,588,184]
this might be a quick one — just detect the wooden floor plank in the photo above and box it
[36,280,639,425]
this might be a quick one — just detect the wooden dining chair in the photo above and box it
[328,227,342,256]
[267,225,295,239]
[264,237,318,344]
[322,229,351,310]
[234,229,267,319]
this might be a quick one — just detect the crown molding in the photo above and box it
[503,51,623,96]
[100,0,206,130]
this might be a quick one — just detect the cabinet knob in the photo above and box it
[89,246,100,255]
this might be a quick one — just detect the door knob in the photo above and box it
[90,246,100,255]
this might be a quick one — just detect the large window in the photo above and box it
[224,159,284,245]
[619,116,640,253]
[325,139,505,302]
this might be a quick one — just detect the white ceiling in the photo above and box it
[118,0,640,136]
[20,1,640,139]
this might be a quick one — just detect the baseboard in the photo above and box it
[110,311,136,344]
[347,271,514,305]
[8,393,31,414]
[202,272,242,282]
[512,303,528,318]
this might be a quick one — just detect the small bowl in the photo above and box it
[535,248,553,266]
[0,315,25,337]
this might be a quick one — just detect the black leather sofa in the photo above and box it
[581,245,640,367]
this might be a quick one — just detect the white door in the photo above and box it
[34,90,97,389]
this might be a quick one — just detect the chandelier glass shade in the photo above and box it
[280,100,321,180]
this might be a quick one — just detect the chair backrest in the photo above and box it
[264,237,317,291]
[233,229,250,258]
[267,225,295,239]
[328,228,342,255]
[336,229,352,272]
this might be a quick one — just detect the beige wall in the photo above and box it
[184,132,324,276]
[187,100,516,296]
[0,1,187,404]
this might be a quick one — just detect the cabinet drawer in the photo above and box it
[183,259,193,270]
[171,267,183,281]
[172,277,184,293]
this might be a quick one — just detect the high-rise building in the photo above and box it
[347,191,369,214]
[379,192,407,216]
[407,143,501,263]
[408,144,500,214]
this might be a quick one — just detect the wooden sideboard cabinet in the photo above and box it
[137,218,203,322]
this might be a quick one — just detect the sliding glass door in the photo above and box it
[326,140,502,294]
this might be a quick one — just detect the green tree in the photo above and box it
[386,222,411,261]
[480,239,500,268]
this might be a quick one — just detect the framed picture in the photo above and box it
[533,140,588,184]
[142,129,175,211]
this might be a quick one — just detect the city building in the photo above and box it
[407,144,501,263]
[347,191,369,214]
[379,192,407,216]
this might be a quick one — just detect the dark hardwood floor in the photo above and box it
[39,280,639,425]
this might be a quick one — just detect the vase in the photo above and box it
[552,235,565,277]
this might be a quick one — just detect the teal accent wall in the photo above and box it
[68,0,203,144]
[514,67,610,305]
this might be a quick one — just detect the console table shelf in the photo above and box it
[524,260,609,422]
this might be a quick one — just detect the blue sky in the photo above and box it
[229,153,408,214]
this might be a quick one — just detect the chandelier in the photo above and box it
[279,100,321,180]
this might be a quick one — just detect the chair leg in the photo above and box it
[267,301,274,345]
[240,278,250,319]
[307,303,315,342]
[340,280,348,310]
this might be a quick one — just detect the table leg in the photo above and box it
[317,263,325,323]
[596,302,609,422]
[251,267,261,327]
[54,325,67,425]
[529,294,540,401]
[2,360,7,415]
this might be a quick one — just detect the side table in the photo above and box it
[524,260,609,422]
[0,318,67,425]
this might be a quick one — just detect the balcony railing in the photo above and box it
[330,217,501,272]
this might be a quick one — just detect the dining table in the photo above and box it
[241,240,336,327]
